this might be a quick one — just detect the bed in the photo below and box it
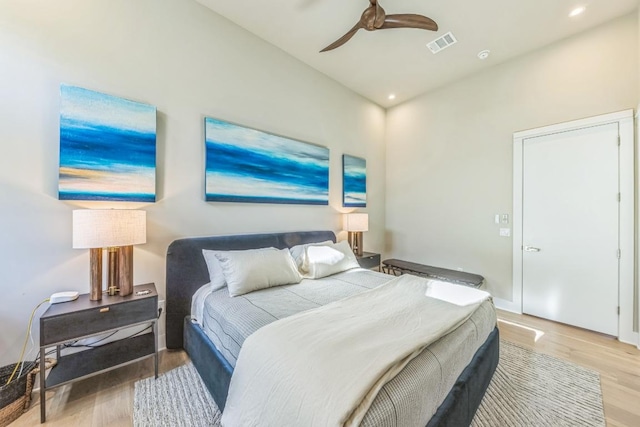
[166,231,499,426]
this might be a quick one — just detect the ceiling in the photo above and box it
[196,0,639,108]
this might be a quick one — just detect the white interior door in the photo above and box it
[522,123,619,336]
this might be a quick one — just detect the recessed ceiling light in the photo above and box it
[569,6,586,17]
[388,94,396,100]
[477,50,490,60]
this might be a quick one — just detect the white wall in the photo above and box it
[0,0,386,365]
[385,14,638,304]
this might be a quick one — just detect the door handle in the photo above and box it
[524,246,541,252]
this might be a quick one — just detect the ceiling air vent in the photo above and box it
[427,32,457,54]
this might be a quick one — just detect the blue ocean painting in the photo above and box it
[205,117,329,205]
[59,85,156,202]
[343,154,366,207]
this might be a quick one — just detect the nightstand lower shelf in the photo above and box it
[46,333,156,388]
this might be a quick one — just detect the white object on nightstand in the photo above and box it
[50,291,80,304]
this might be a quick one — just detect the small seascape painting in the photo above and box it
[342,154,366,207]
[58,84,157,202]
[205,117,329,205]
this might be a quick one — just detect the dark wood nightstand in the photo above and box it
[39,283,158,423]
[356,252,381,270]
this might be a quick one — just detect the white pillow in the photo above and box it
[305,240,360,279]
[214,247,302,297]
[289,240,333,272]
[202,249,227,292]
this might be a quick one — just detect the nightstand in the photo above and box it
[39,283,158,423]
[356,252,381,270]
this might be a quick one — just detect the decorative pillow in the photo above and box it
[305,240,360,279]
[214,247,302,297]
[289,240,333,272]
[202,249,227,292]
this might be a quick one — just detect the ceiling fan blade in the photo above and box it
[381,14,438,31]
[320,23,363,52]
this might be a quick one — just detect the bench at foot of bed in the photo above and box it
[382,258,485,288]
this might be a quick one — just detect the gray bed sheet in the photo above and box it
[199,269,496,426]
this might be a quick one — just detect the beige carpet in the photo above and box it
[134,340,605,426]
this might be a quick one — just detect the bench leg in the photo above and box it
[382,265,403,276]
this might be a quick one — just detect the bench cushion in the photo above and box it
[382,259,484,288]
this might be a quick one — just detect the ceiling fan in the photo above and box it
[320,0,438,52]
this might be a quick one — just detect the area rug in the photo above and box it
[470,341,605,427]
[133,341,605,426]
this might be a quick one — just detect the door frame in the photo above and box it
[511,109,636,345]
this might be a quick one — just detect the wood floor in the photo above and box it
[10,310,640,426]
[10,350,189,427]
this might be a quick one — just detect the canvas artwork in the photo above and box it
[58,84,157,202]
[205,117,329,205]
[342,154,367,207]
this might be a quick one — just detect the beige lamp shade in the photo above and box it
[343,213,369,232]
[73,209,147,249]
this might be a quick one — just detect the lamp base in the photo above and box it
[118,245,134,296]
[107,247,119,296]
[89,248,103,301]
[348,231,364,257]
[105,246,135,297]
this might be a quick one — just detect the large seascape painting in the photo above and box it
[342,154,366,207]
[59,85,156,202]
[205,117,329,205]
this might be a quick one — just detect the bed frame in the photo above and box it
[166,231,499,426]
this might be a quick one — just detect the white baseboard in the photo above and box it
[159,333,166,352]
[494,298,639,348]
[618,331,638,347]
[493,297,521,314]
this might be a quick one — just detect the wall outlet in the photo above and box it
[159,299,166,316]
[499,228,511,237]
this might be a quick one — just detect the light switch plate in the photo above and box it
[499,228,511,237]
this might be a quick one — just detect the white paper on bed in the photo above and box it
[221,274,490,427]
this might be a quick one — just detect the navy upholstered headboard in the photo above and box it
[165,230,336,349]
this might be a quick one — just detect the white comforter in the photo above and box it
[221,274,491,427]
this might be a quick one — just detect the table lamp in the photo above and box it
[344,213,368,256]
[73,209,146,300]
